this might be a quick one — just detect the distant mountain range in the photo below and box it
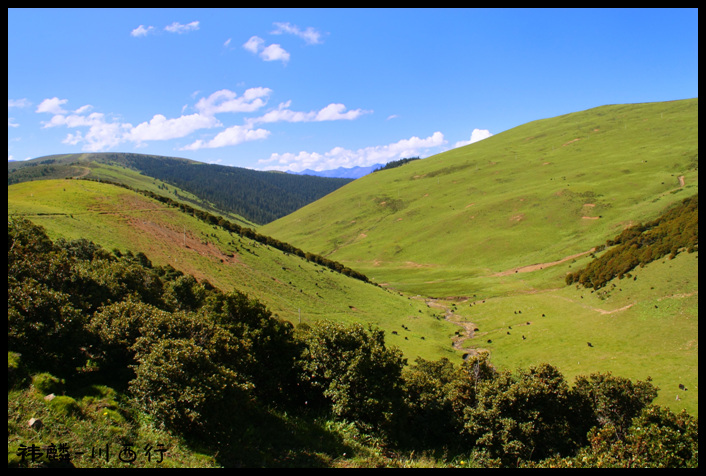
[289,164,384,179]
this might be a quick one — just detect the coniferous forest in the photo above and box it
[101,153,353,225]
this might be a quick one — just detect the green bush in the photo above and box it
[571,371,658,439]
[462,363,579,465]
[534,405,699,468]
[129,337,252,436]
[8,352,29,389]
[201,291,301,405]
[8,277,87,375]
[399,357,467,447]
[297,320,406,429]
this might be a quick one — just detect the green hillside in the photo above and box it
[261,99,699,416]
[6,99,699,467]
[261,99,698,295]
[7,178,459,364]
[8,152,353,225]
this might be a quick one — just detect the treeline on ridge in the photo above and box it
[8,218,699,468]
[87,177,372,284]
[566,194,698,289]
[372,157,421,173]
[9,153,354,225]
[113,153,353,225]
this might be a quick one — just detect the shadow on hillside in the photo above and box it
[188,405,355,468]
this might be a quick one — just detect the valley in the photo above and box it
[260,98,699,416]
[8,99,699,430]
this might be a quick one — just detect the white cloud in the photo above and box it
[260,43,290,63]
[243,36,290,64]
[8,99,30,128]
[271,22,323,45]
[36,97,69,115]
[126,113,221,143]
[73,104,93,115]
[182,124,270,150]
[250,101,370,125]
[243,36,265,54]
[8,98,31,109]
[259,132,446,172]
[62,120,132,152]
[195,88,272,116]
[34,97,128,151]
[164,21,199,34]
[454,128,493,148]
[42,111,105,129]
[130,24,155,37]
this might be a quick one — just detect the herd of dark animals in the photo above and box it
[408,303,689,395]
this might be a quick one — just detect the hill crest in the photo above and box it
[8,152,354,225]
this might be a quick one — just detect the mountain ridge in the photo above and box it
[8,152,354,225]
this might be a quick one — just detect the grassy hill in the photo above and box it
[6,99,699,467]
[261,98,699,415]
[261,99,697,293]
[8,152,353,225]
[7,178,459,364]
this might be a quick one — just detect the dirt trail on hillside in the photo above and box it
[423,298,484,358]
[491,247,596,277]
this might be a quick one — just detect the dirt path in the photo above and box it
[71,166,91,179]
[491,247,596,277]
[424,298,484,358]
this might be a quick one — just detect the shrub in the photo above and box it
[8,352,29,390]
[571,371,658,439]
[297,321,406,429]
[201,291,301,405]
[462,363,578,465]
[129,337,252,437]
[536,405,699,468]
[8,277,87,375]
[400,357,467,447]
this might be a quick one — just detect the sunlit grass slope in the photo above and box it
[438,249,698,416]
[8,179,459,363]
[261,99,698,416]
[261,99,698,296]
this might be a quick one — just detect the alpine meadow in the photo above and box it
[8,98,698,468]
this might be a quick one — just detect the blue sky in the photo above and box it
[8,8,698,171]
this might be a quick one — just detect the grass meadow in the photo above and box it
[8,99,698,416]
[262,99,699,416]
[8,179,460,364]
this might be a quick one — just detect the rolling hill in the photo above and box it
[7,99,698,417]
[7,178,459,364]
[8,152,353,225]
[261,99,698,294]
[6,99,699,468]
[260,98,699,415]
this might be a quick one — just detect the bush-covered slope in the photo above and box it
[8,219,698,467]
[8,178,459,363]
[566,193,698,288]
